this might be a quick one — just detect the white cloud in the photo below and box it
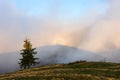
[1,0,119,53]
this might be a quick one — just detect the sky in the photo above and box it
[0,0,115,53]
[13,0,108,18]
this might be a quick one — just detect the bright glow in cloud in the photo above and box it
[52,36,69,45]
[0,0,111,53]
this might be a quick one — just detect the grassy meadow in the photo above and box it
[0,61,120,80]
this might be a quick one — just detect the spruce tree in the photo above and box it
[19,38,39,69]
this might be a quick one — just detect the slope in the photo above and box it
[0,61,120,80]
[0,45,103,74]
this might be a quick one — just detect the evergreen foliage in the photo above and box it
[19,38,39,69]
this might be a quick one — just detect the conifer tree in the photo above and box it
[19,38,39,69]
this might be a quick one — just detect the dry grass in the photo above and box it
[0,62,120,80]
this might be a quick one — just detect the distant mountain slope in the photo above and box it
[0,52,20,73]
[0,45,103,73]
[0,62,120,80]
[36,45,103,65]
[100,49,120,63]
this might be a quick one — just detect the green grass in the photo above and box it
[0,61,120,80]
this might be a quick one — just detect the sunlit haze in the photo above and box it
[1,0,120,74]
[0,0,119,53]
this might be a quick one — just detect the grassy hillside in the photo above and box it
[0,61,120,80]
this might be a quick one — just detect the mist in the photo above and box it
[0,0,119,53]
[61,0,120,53]
[0,45,104,74]
[0,0,120,73]
[0,0,108,53]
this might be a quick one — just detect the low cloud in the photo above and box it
[0,0,120,54]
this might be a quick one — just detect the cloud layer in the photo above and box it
[63,0,120,52]
[0,0,120,53]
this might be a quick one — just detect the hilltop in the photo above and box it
[0,61,120,80]
[0,45,103,74]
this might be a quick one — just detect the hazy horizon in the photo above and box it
[1,0,120,74]
[0,0,120,54]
